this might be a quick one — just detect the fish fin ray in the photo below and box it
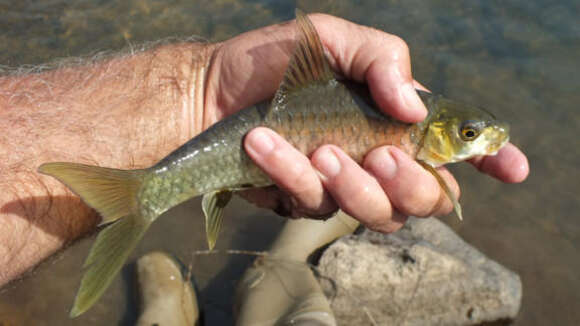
[202,190,233,250]
[70,215,150,317]
[38,162,145,225]
[39,162,151,317]
[418,161,463,221]
[271,9,335,109]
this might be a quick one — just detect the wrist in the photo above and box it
[137,41,219,152]
[94,41,218,166]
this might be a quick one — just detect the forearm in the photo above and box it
[0,41,215,285]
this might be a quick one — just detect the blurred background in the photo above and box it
[0,0,578,325]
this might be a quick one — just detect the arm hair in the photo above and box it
[0,40,215,285]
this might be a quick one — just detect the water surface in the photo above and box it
[1,0,578,325]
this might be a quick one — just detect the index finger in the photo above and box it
[469,142,529,183]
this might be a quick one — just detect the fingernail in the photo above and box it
[368,147,398,180]
[313,148,341,178]
[246,129,275,156]
[402,83,427,119]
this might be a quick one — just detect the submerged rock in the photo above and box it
[318,217,522,325]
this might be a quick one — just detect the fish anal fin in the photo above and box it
[418,161,463,221]
[70,215,150,317]
[202,190,233,250]
[271,9,335,108]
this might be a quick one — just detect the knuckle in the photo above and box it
[430,191,453,216]
[267,147,325,210]
[284,166,323,211]
[333,175,377,213]
[432,183,461,216]
[345,183,373,205]
[367,219,397,233]
[341,193,395,232]
[386,35,410,59]
[269,147,307,177]
[365,211,406,234]
[291,196,338,220]
[398,182,440,217]
[451,181,461,199]
[430,172,461,216]
[286,162,315,194]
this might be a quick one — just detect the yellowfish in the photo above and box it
[38,10,509,317]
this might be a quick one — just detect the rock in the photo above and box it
[317,217,522,325]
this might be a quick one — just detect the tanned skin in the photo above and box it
[0,42,215,284]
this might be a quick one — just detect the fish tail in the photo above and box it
[38,162,152,317]
[38,162,146,225]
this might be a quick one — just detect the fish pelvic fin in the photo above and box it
[70,214,149,317]
[38,162,146,225]
[38,162,151,317]
[202,190,233,250]
[271,9,335,108]
[418,161,464,221]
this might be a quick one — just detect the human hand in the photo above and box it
[205,13,529,232]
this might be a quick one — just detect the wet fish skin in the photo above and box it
[139,101,271,220]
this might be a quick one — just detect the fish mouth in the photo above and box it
[485,123,510,155]
[487,136,509,155]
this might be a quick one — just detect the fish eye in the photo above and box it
[459,123,480,141]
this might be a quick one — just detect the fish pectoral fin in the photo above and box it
[418,161,463,221]
[268,9,336,115]
[71,215,150,318]
[202,190,233,250]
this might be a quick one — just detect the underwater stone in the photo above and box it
[318,217,522,325]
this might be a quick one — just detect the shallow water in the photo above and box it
[1,0,579,325]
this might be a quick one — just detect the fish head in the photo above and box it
[416,93,510,167]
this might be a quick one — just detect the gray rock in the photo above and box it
[317,217,521,325]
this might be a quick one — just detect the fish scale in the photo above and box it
[141,103,270,218]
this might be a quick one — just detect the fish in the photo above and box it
[38,10,509,317]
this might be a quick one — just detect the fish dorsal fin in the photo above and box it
[272,9,335,107]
